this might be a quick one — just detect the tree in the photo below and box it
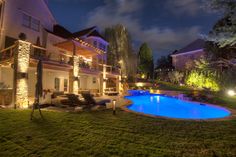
[138,43,154,79]
[104,24,137,79]
[205,0,236,51]
[156,55,173,69]
[194,57,211,70]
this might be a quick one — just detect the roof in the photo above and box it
[173,39,205,55]
[46,25,72,39]
[72,26,97,38]
[46,25,106,41]
[72,26,106,40]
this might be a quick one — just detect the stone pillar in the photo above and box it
[72,56,79,94]
[102,64,107,95]
[13,40,31,108]
[69,43,80,94]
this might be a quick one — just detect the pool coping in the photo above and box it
[120,94,236,121]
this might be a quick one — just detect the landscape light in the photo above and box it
[227,90,235,96]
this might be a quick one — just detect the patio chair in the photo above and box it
[60,94,86,107]
[81,92,111,106]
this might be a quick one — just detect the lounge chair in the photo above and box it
[81,92,110,106]
[60,94,86,107]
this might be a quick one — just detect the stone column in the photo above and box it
[13,40,31,109]
[69,42,80,94]
[72,56,80,94]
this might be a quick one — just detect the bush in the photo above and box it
[185,70,220,91]
[168,71,184,84]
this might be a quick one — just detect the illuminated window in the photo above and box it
[64,79,68,92]
[54,78,60,91]
[92,77,96,84]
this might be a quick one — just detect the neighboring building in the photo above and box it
[171,39,206,70]
[0,0,121,108]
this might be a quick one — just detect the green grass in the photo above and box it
[1,109,236,157]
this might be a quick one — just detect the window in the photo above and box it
[22,14,31,28]
[22,13,40,32]
[31,18,40,31]
[54,78,60,91]
[64,79,68,92]
[92,77,96,84]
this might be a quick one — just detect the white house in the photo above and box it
[0,0,121,108]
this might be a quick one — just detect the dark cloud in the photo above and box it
[165,0,204,16]
[86,0,202,57]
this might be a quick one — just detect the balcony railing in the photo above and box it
[0,44,120,75]
[0,44,17,62]
[31,45,72,66]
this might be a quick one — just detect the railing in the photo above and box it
[0,44,17,62]
[31,45,72,66]
[98,64,120,74]
[0,44,120,75]
[79,61,99,72]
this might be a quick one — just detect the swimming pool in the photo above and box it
[125,94,231,120]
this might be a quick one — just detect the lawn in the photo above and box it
[0,109,236,157]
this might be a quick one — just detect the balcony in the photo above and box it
[0,44,17,63]
[30,45,72,67]
[0,44,120,75]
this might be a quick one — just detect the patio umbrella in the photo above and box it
[31,59,43,120]
[35,59,43,100]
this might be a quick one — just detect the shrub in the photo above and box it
[185,70,220,91]
[168,71,184,84]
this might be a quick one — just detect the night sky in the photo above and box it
[48,0,220,59]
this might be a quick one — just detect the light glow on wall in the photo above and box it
[16,78,28,108]
[73,80,79,95]
[15,40,30,108]
[73,56,80,77]
[73,56,80,94]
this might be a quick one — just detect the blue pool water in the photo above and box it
[125,94,231,120]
